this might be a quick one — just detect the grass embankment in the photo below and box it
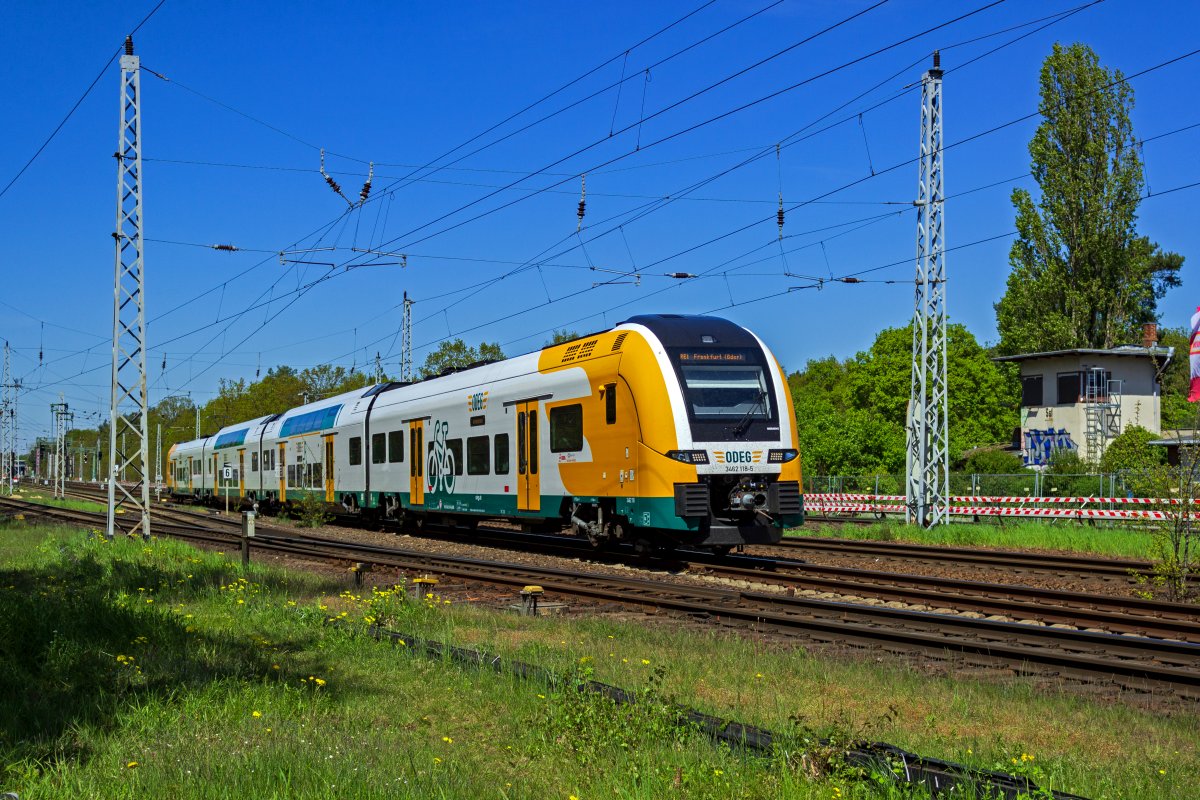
[1,522,1195,799]
[9,488,107,515]
[792,520,1158,559]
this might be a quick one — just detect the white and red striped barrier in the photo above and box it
[804,492,1198,522]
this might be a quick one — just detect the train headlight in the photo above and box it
[767,449,799,463]
[666,450,709,465]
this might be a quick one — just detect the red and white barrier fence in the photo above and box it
[804,493,1198,522]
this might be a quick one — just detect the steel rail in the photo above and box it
[6,495,1198,697]
[21,491,1199,642]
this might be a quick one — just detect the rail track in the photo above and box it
[769,535,1153,579]
[33,483,1200,643]
[5,494,1200,698]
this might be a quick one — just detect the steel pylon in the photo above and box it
[107,35,151,540]
[401,291,414,382]
[0,342,14,495]
[905,52,948,528]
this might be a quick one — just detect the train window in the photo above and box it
[349,436,362,466]
[494,433,510,475]
[550,404,583,452]
[605,383,616,425]
[429,437,465,477]
[371,432,386,464]
[517,413,527,474]
[529,410,538,474]
[467,435,490,475]
[251,452,259,472]
[388,430,403,463]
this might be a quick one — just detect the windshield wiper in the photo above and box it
[729,390,767,438]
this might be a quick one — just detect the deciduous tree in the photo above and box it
[995,43,1182,355]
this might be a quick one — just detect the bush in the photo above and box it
[960,448,1025,474]
[294,491,332,528]
[1099,425,1166,473]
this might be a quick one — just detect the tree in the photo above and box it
[545,329,581,346]
[788,323,1018,476]
[1099,424,1165,474]
[419,339,504,378]
[995,43,1182,355]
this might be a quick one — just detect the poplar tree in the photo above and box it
[994,43,1182,355]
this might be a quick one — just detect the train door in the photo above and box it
[212,454,219,498]
[323,434,335,503]
[516,400,540,513]
[237,449,246,498]
[408,420,424,507]
[278,443,287,502]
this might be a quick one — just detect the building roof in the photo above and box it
[992,345,1174,363]
[1149,429,1200,447]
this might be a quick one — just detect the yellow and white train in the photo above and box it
[167,314,803,552]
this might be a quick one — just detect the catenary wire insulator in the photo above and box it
[576,174,586,231]
[319,149,352,207]
[211,243,239,252]
[777,194,785,239]
[360,162,374,205]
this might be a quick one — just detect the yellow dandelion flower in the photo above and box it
[442,736,453,744]
[252,711,262,718]
[713,769,723,776]
[641,659,650,665]
[1159,769,1167,775]
[314,678,326,686]
[126,761,138,769]
[433,757,442,764]
[754,673,764,679]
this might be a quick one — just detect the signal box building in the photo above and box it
[993,339,1173,465]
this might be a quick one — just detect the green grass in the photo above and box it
[11,489,108,515]
[1,521,1196,799]
[790,519,1160,559]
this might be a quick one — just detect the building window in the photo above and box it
[550,404,583,452]
[467,435,490,475]
[494,433,510,474]
[1020,375,1043,406]
[388,430,403,463]
[372,432,386,464]
[1056,372,1080,405]
[1082,368,1113,401]
[349,436,362,465]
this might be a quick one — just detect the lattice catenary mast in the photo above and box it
[107,35,152,540]
[905,52,948,528]
[0,342,15,495]
[401,291,414,382]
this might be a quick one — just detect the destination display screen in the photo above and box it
[675,351,748,363]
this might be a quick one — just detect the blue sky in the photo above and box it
[2,0,1198,449]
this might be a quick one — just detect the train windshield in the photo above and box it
[678,364,772,419]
